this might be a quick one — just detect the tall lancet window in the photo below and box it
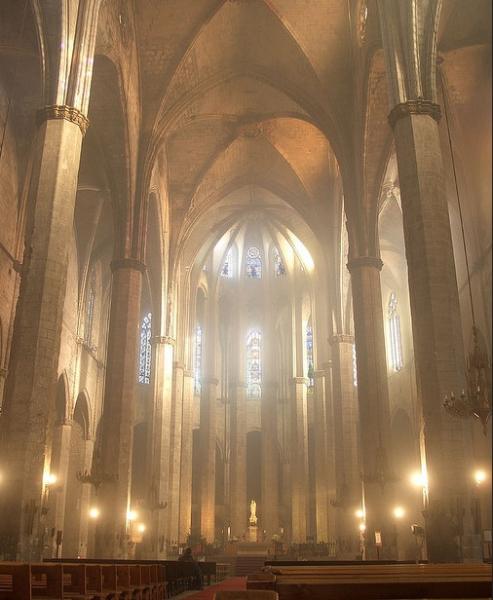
[352,343,358,387]
[306,323,314,387]
[221,248,233,278]
[388,292,403,371]
[246,329,262,399]
[84,269,96,345]
[273,247,285,277]
[246,247,262,279]
[138,313,152,384]
[194,325,203,395]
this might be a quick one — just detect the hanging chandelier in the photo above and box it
[441,74,492,435]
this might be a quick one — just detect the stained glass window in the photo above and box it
[138,313,152,384]
[352,343,358,387]
[388,292,403,371]
[306,324,314,387]
[194,325,203,395]
[247,329,262,399]
[84,269,96,345]
[246,247,262,279]
[221,248,233,278]
[273,247,286,276]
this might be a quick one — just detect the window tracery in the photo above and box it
[247,329,262,399]
[194,325,203,395]
[246,247,262,279]
[388,292,403,371]
[306,324,314,387]
[221,248,233,278]
[352,343,358,387]
[84,269,96,345]
[273,247,286,276]
[138,313,152,384]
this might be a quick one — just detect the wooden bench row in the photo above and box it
[47,558,217,596]
[0,561,166,599]
[247,562,493,599]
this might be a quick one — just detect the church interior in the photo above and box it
[0,0,491,596]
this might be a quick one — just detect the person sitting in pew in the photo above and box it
[179,546,203,589]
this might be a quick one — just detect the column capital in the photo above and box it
[330,333,354,345]
[313,370,325,379]
[152,335,175,346]
[292,376,309,385]
[183,369,194,378]
[202,377,219,386]
[388,98,442,129]
[110,258,147,273]
[36,104,90,136]
[173,361,184,370]
[347,256,383,272]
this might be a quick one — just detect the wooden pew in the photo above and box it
[248,563,493,599]
[0,563,31,600]
[30,563,64,599]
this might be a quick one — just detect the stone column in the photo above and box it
[229,381,247,538]
[46,421,73,558]
[313,370,329,542]
[200,377,218,542]
[0,109,90,560]
[77,437,94,558]
[167,361,184,546]
[389,103,473,561]
[323,360,338,553]
[330,334,361,550]
[347,257,394,559]
[94,258,143,558]
[178,369,195,544]
[262,381,279,539]
[378,0,475,561]
[290,376,309,543]
[149,336,175,558]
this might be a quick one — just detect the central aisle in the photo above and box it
[181,577,247,599]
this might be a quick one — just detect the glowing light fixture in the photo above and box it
[137,523,146,533]
[89,507,100,519]
[474,469,487,485]
[43,473,57,486]
[127,510,138,521]
[355,509,365,519]
[393,506,406,519]
[358,523,366,532]
[410,471,427,488]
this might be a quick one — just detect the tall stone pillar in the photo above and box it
[94,259,143,558]
[330,334,361,550]
[200,377,218,542]
[262,381,279,539]
[323,360,338,552]
[149,336,175,558]
[347,257,394,559]
[313,370,329,542]
[167,362,184,546]
[46,421,73,558]
[229,381,247,538]
[178,370,195,544]
[290,377,309,543]
[0,109,90,560]
[378,0,474,561]
[390,103,472,561]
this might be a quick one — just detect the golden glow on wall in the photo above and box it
[287,231,314,273]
